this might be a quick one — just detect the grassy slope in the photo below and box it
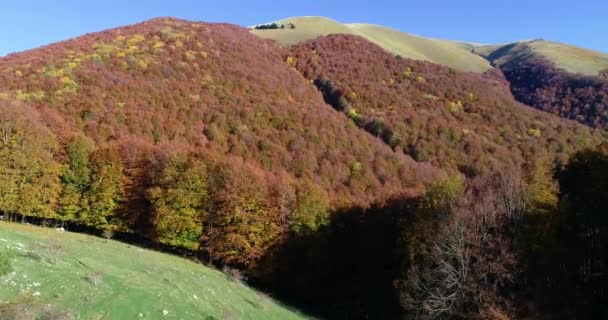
[252,17,608,75]
[345,24,492,73]
[0,222,309,320]
[251,16,492,73]
[475,39,608,75]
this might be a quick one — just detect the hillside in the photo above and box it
[475,39,608,76]
[253,17,608,76]
[0,17,442,275]
[0,222,308,319]
[501,57,608,129]
[253,18,608,130]
[475,40,608,129]
[1,16,607,320]
[287,34,603,173]
[251,16,492,73]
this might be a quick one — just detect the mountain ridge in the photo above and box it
[252,16,608,130]
[252,16,608,76]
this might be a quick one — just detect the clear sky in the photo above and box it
[1,0,606,56]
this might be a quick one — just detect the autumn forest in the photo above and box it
[0,17,607,319]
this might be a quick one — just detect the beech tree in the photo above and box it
[289,180,330,235]
[205,159,281,269]
[0,101,62,223]
[147,155,209,250]
[399,172,528,319]
[80,147,123,227]
[58,135,94,227]
[401,220,467,320]
[399,177,466,319]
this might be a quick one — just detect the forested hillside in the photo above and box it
[287,34,603,173]
[256,19,608,132]
[0,17,440,269]
[0,17,607,320]
[499,57,608,129]
[474,40,608,130]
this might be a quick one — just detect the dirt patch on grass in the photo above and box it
[0,299,72,320]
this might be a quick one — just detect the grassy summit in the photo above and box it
[253,17,608,76]
[251,16,493,73]
[475,39,608,75]
[0,222,309,319]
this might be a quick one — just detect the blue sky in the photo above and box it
[1,0,606,56]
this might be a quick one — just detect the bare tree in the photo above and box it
[495,173,528,222]
[400,171,528,319]
[402,221,467,319]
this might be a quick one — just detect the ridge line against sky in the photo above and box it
[1,0,606,56]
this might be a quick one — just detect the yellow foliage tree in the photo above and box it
[127,34,146,47]
[285,56,297,68]
[525,155,558,216]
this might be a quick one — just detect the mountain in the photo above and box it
[475,39,608,76]
[475,40,608,129]
[252,16,608,77]
[0,17,443,318]
[287,34,602,173]
[253,17,608,130]
[251,16,493,73]
[0,16,440,264]
[0,16,607,319]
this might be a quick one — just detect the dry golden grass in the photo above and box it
[253,17,608,76]
[476,39,608,75]
[251,16,492,73]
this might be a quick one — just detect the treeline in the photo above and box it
[254,22,295,30]
[0,99,382,270]
[3,99,605,318]
[503,57,608,129]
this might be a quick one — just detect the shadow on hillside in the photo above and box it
[250,197,419,320]
[7,197,420,319]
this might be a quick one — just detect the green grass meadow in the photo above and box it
[0,222,309,320]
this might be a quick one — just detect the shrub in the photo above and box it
[222,265,245,283]
[254,23,283,30]
[102,228,115,241]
